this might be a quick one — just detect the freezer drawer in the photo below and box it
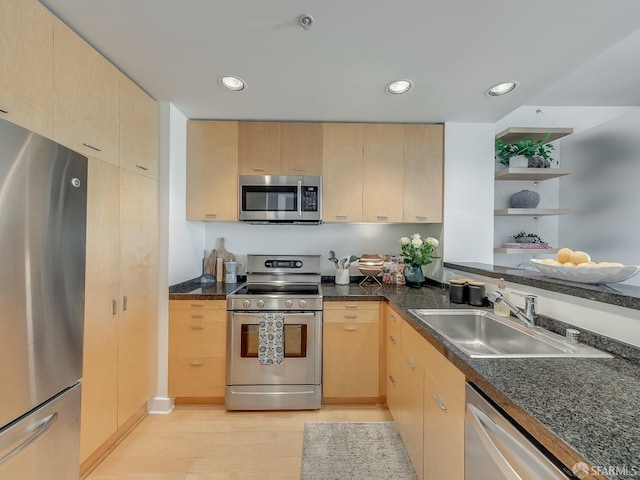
[0,383,81,480]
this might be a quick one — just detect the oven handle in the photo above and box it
[231,312,317,318]
[297,180,302,217]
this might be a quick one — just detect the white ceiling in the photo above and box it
[40,0,640,123]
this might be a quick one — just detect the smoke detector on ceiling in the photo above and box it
[299,14,314,31]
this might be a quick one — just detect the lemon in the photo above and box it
[569,251,591,265]
[557,248,573,264]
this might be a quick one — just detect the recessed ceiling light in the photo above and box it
[487,82,518,96]
[386,79,413,95]
[219,75,246,92]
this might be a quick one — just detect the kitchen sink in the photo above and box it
[408,309,612,358]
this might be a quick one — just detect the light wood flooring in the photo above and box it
[85,404,393,479]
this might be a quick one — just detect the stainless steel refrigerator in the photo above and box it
[0,117,87,479]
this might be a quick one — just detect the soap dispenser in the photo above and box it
[493,278,511,317]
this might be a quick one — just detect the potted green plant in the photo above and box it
[495,135,556,168]
[512,231,546,244]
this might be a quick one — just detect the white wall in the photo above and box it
[167,105,205,285]
[443,122,495,264]
[559,108,640,286]
[203,222,444,279]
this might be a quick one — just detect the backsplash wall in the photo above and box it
[203,222,444,278]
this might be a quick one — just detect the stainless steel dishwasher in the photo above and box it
[465,383,579,479]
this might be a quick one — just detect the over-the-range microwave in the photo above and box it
[238,175,322,224]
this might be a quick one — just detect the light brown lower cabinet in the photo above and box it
[322,302,383,403]
[385,305,465,480]
[169,300,227,402]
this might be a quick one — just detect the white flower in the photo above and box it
[411,237,423,248]
[411,233,421,240]
[425,237,439,248]
[400,237,410,245]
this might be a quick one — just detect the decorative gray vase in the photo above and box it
[528,155,551,168]
[509,190,540,208]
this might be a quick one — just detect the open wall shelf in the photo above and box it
[494,247,559,255]
[495,127,573,143]
[494,208,571,216]
[495,168,571,181]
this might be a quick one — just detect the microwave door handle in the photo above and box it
[297,180,302,217]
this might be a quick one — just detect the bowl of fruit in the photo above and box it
[531,248,640,284]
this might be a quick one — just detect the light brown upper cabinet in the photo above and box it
[322,123,364,222]
[187,121,239,221]
[119,75,159,180]
[0,0,54,137]
[53,18,120,165]
[363,124,404,223]
[238,121,322,175]
[403,124,444,223]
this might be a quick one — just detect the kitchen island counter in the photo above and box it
[170,279,640,478]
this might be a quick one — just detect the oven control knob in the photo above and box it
[299,299,307,308]
[242,299,251,309]
[284,299,293,309]
[257,300,265,308]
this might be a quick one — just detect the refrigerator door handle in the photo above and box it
[0,412,58,466]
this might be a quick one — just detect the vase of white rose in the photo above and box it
[399,234,439,288]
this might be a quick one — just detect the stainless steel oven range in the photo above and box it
[226,254,323,410]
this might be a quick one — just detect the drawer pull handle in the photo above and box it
[190,313,205,318]
[344,326,358,331]
[390,314,397,321]
[190,325,205,330]
[388,335,396,344]
[190,304,205,307]
[336,215,347,219]
[376,215,389,220]
[0,108,8,114]
[344,314,358,319]
[405,357,415,369]
[135,164,149,171]
[432,393,448,411]
[388,375,396,385]
[191,361,205,367]
[82,142,102,152]
[345,304,359,309]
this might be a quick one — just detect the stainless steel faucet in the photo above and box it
[488,291,537,328]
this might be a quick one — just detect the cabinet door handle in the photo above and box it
[0,108,8,114]
[112,299,118,316]
[345,304,359,309]
[432,393,448,411]
[190,303,205,308]
[344,314,358,319]
[293,168,308,172]
[82,142,102,152]
[405,357,415,369]
[190,361,205,367]
[376,215,389,220]
[335,215,347,220]
[344,326,358,331]
[415,215,428,221]
[205,213,217,218]
[388,335,396,344]
[190,313,205,318]
[388,375,396,385]
[390,314,397,321]
[135,164,149,171]
[190,325,205,330]
[252,167,266,172]
[122,295,128,312]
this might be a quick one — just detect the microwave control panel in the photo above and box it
[301,186,319,212]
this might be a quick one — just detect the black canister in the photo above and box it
[468,281,486,307]
[449,279,468,304]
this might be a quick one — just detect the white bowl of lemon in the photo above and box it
[531,248,640,284]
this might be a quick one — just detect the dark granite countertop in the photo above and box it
[445,262,640,311]
[169,278,640,478]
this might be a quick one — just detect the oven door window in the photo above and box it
[240,324,307,358]
[242,185,297,212]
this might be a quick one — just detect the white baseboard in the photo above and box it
[147,396,175,414]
